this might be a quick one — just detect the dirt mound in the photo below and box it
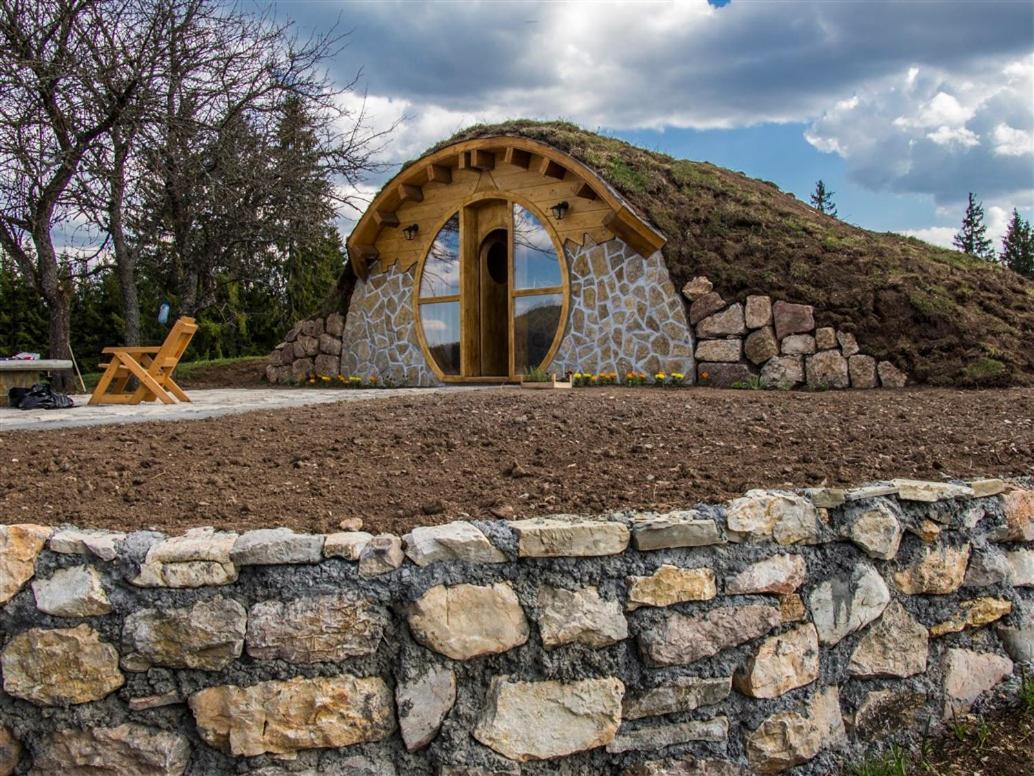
[3,387,1031,535]
[409,121,1033,388]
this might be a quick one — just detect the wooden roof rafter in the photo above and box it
[347,136,665,277]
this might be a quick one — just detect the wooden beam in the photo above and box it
[504,147,532,169]
[397,183,424,203]
[469,149,496,171]
[425,164,452,184]
[603,208,663,258]
[373,210,399,227]
[575,182,598,200]
[538,157,566,179]
[351,243,379,262]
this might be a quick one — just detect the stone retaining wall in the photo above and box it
[3,478,1030,775]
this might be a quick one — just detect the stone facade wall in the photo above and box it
[549,238,694,379]
[268,264,438,388]
[682,276,909,389]
[2,478,1031,775]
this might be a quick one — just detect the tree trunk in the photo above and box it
[109,140,140,344]
[32,227,72,390]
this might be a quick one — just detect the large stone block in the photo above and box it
[849,355,878,388]
[681,276,713,302]
[0,524,51,604]
[131,527,238,588]
[318,333,341,355]
[473,676,624,761]
[325,312,345,337]
[780,334,815,355]
[878,360,908,387]
[631,512,722,550]
[189,675,395,757]
[726,554,806,595]
[848,601,929,677]
[772,301,815,340]
[847,500,903,559]
[942,648,1013,718]
[397,665,456,752]
[122,595,247,671]
[998,488,1034,541]
[231,528,324,565]
[688,291,726,324]
[696,304,746,337]
[2,624,124,705]
[745,686,846,774]
[49,527,124,561]
[814,326,836,350]
[324,531,374,560]
[247,593,387,663]
[508,516,629,557]
[606,717,728,753]
[622,676,731,720]
[31,724,190,775]
[408,582,528,660]
[31,565,111,617]
[695,339,741,362]
[639,604,781,666]
[403,521,506,566]
[809,564,890,645]
[359,534,404,576]
[626,565,716,610]
[760,355,804,388]
[929,597,1012,637]
[744,327,778,364]
[806,350,850,389]
[314,354,341,377]
[893,544,971,594]
[622,758,743,776]
[745,295,772,328]
[836,330,859,356]
[726,490,819,544]
[537,586,628,648]
[893,479,974,502]
[734,623,819,698]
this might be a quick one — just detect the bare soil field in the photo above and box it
[2,387,1032,535]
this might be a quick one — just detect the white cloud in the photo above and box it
[898,201,1016,252]
[926,126,980,148]
[991,123,1033,156]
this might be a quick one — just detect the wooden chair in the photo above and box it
[89,317,198,405]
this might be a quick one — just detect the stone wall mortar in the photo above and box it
[5,478,1027,774]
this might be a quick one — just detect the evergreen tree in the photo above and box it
[953,193,995,260]
[810,180,838,217]
[999,209,1034,278]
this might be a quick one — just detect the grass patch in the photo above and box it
[962,356,1008,386]
[79,355,266,392]
[846,744,911,776]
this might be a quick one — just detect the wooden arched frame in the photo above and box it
[412,192,571,383]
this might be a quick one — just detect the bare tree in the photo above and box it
[0,0,164,370]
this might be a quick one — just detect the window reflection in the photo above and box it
[513,205,562,290]
[420,301,461,375]
[420,214,460,298]
[513,294,562,373]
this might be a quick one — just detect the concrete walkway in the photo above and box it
[0,387,486,432]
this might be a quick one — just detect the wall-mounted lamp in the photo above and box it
[402,224,419,241]
[550,201,570,221]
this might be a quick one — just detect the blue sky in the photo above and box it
[275,0,1034,249]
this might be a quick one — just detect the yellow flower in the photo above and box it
[320,375,331,382]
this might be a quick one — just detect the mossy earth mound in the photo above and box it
[405,120,1032,387]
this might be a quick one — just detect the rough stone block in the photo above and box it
[0,727,20,776]
[893,544,971,594]
[622,676,731,720]
[323,531,374,560]
[696,303,746,337]
[626,565,716,610]
[780,334,816,355]
[694,338,742,363]
[537,586,628,648]
[942,648,1013,719]
[759,354,804,388]
[231,528,324,565]
[358,534,404,576]
[744,327,778,364]
[745,686,845,774]
[814,326,836,350]
[473,677,624,761]
[878,360,908,388]
[403,521,506,566]
[726,554,806,594]
[397,665,456,752]
[408,582,528,660]
[131,527,238,588]
[189,675,395,756]
[997,488,1034,541]
[806,350,850,389]
[606,717,728,753]
[809,564,890,645]
[848,601,929,677]
[744,295,772,328]
[681,276,713,302]
[639,604,781,666]
[631,511,722,550]
[726,490,819,544]
[508,516,629,557]
[2,624,124,705]
[836,329,859,356]
[325,312,345,337]
[930,597,1012,637]
[48,527,124,561]
[314,354,341,377]
[0,524,51,604]
[122,596,247,671]
[31,724,190,776]
[696,362,753,387]
[734,623,819,698]
[893,479,974,502]
[688,291,726,324]
[846,500,903,559]
[849,354,878,388]
[772,300,815,340]
[31,565,111,617]
[247,593,387,663]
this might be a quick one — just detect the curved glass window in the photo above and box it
[419,214,460,297]
[421,301,461,375]
[514,293,563,374]
[513,205,562,290]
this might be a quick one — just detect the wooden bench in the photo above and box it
[0,360,74,393]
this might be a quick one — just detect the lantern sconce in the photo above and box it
[550,201,570,221]
[402,224,419,241]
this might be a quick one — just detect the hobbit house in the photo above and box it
[268,122,1034,388]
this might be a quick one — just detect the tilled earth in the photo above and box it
[2,387,1032,535]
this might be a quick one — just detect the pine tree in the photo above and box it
[999,209,1034,278]
[953,193,995,260]
[810,180,838,217]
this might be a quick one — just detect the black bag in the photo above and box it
[8,386,30,408]
[13,383,74,410]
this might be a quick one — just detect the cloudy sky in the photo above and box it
[279,0,1034,250]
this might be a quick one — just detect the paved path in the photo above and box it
[0,387,485,432]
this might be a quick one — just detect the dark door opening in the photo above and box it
[478,229,509,376]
